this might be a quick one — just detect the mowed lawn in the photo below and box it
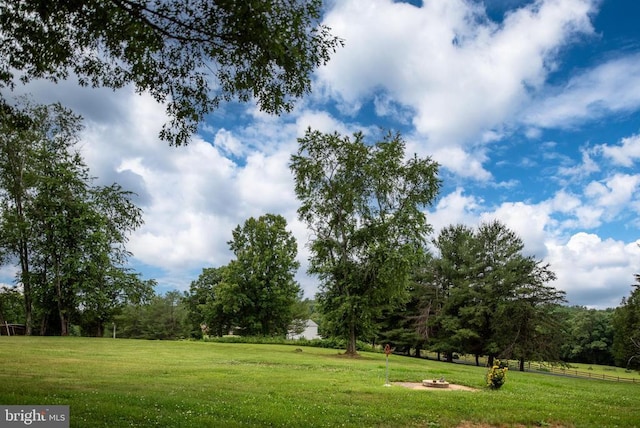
[0,337,638,427]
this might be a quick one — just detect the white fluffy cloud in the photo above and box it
[584,173,640,219]
[319,0,596,179]
[547,234,640,308]
[524,54,640,129]
[599,134,640,167]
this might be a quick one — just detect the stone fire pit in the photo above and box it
[422,379,450,388]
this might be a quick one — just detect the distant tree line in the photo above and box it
[99,266,639,371]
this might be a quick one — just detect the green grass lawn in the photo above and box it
[453,354,640,382]
[561,362,640,380]
[0,337,638,427]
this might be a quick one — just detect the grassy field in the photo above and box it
[0,337,638,427]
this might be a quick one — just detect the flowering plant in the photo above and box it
[486,360,508,389]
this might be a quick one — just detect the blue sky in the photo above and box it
[2,0,640,309]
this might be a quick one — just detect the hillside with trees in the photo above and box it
[0,2,636,372]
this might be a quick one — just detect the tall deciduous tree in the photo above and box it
[0,0,342,146]
[184,266,228,337]
[290,129,440,355]
[224,214,301,336]
[74,184,155,336]
[186,215,302,337]
[0,101,149,335]
[0,101,44,334]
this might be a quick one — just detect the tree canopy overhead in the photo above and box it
[0,0,343,145]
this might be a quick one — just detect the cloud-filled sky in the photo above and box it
[3,0,640,309]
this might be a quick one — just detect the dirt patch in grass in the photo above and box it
[392,382,478,391]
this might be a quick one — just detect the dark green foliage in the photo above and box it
[114,291,190,339]
[185,214,302,337]
[375,266,431,357]
[0,285,24,325]
[559,306,615,366]
[612,276,640,369]
[183,266,228,338]
[425,221,564,366]
[225,214,301,336]
[290,129,440,355]
[0,101,150,335]
[0,0,342,146]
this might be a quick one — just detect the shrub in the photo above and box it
[486,360,508,389]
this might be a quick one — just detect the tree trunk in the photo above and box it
[475,354,480,366]
[22,277,33,336]
[40,316,47,336]
[488,355,495,367]
[519,357,525,372]
[19,241,33,335]
[55,276,68,336]
[345,322,358,356]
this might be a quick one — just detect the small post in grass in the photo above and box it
[384,344,392,387]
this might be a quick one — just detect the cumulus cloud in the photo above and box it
[319,0,596,179]
[524,54,640,129]
[584,173,640,218]
[546,234,640,308]
[428,188,484,234]
[431,146,492,180]
[599,134,640,167]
